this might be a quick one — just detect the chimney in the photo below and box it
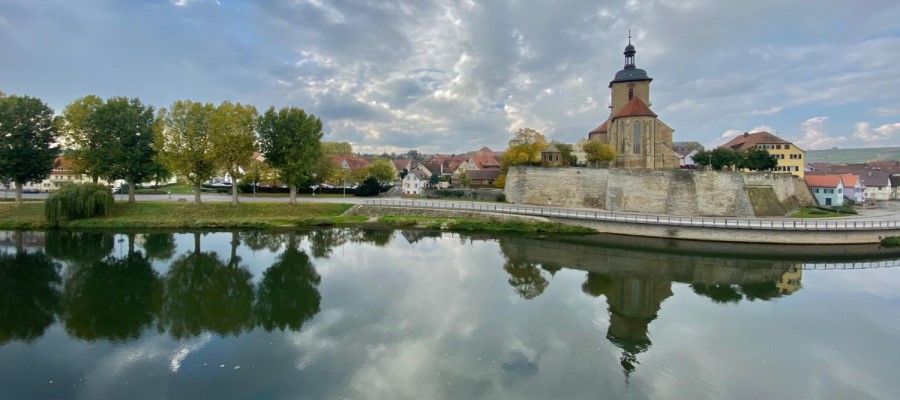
[743,132,749,137]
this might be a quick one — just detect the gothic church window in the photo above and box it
[632,121,641,154]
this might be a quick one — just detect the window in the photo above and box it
[776,145,782,149]
[815,188,820,193]
[628,88,634,100]
[785,144,791,149]
[632,121,641,154]
[619,121,625,153]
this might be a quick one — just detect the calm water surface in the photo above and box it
[1,229,900,400]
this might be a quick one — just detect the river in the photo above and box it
[1,229,899,399]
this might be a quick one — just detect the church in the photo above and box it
[588,36,678,169]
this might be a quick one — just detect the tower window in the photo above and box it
[628,88,634,100]
[632,121,641,154]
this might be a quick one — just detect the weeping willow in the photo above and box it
[44,183,114,227]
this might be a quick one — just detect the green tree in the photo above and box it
[210,101,258,205]
[709,148,742,171]
[257,107,325,204]
[367,158,396,188]
[97,97,157,203]
[0,95,59,206]
[553,141,578,166]
[429,173,440,188]
[740,148,778,171]
[155,100,217,204]
[459,170,471,188]
[583,140,617,167]
[322,141,353,155]
[59,95,109,182]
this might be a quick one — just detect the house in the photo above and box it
[860,171,892,201]
[838,174,865,204]
[891,175,900,200]
[22,156,111,192]
[573,138,589,166]
[720,131,805,178]
[540,143,563,166]
[393,159,411,178]
[401,170,430,195]
[804,175,844,206]
[452,169,501,187]
[676,149,700,168]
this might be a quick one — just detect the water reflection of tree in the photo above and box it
[255,235,321,331]
[690,284,742,304]
[59,252,161,341]
[504,261,550,300]
[142,233,176,260]
[44,231,114,265]
[159,233,254,339]
[0,251,61,344]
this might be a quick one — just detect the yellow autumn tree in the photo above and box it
[496,127,547,188]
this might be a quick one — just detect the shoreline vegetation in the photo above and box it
[0,201,594,234]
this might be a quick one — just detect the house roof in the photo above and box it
[589,121,608,134]
[839,174,861,187]
[51,157,75,173]
[542,143,561,153]
[720,131,793,151]
[613,96,657,119]
[804,175,843,188]
[462,169,501,180]
[332,155,370,171]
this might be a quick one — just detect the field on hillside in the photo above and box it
[805,147,900,164]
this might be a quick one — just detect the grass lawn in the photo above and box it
[791,206,856,218]
[0,201,360,229]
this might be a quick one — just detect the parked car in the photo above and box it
[22,188,40,194]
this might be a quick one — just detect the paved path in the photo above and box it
[9,189,900,228]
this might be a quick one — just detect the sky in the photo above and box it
[3,0,900,155]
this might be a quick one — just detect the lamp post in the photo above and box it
[708,154,713,171]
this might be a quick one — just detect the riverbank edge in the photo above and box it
[0,201,595,235]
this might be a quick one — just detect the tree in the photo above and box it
[367,158,396,188]
[698,148,743,171]
[0,95,59,206]
[257,107,324,204]
[97,97,157,203]
[59,95,109,182]
[459,170,471,188]
[255,243,321,332]
[210,101,258,205]
[740,148,778,171]
[553,141,578,166]
[322,141,353,155]
[399,168,409,180]
[429,173,440,188]
[497,127,547,188]
[155,100,217,204]
[583,141,617,167]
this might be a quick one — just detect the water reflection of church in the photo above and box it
[498,236,804,378]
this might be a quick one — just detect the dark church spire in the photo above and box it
[624,30,636,69]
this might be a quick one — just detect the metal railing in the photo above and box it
[363,199,900,232]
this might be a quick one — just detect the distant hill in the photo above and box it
[805,147,900,164]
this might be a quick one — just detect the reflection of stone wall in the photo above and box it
[498,236,792,286]
[505,167,815,217]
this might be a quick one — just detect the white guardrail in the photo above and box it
[364,199,900,232]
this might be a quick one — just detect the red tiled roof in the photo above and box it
[613,97,657,119]
[804,175,843,188]
[589,121,608,134]
[720,131,792,151]
[839,174,861,187]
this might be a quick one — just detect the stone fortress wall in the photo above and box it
[504,166,815,217]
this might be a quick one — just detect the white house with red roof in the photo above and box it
[804,175,844,206]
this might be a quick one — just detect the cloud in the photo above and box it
[793,116,848,150]
[852,121,900,144]
[871,106,900,118]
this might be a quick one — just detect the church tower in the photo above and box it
[588,35,678,169]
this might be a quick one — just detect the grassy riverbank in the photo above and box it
[0,201,595,234]
[0,202,360,230]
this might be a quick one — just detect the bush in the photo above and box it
[434,189,465,198]
[496,193,506,202]
[354,177,384,197]
[882,236,900,248]
[45,183,114,226]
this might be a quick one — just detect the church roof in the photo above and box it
[590,121,608,134]
[613,96,657,119]
[610,68,652,86]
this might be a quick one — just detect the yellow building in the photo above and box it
[720,131,806,178]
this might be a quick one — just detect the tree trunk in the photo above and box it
[127,178,136,203]
[231,174,239,205]
[289,185,297,205]
[194,181,202,204]
[14,182,22,207]
[92,176,99,184]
